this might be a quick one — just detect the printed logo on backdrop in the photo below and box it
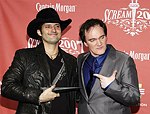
[27,37,83,57]
[103,0,150,36]
[59,37,84,56]
[36,2,77,13]
[124,50,150,61]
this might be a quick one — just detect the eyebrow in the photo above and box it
[89,35,105,39]
[99,35,105,38]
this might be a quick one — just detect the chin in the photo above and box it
[91,49,105,56]
[97,50,105,55]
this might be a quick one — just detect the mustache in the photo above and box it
[48,32,58,35]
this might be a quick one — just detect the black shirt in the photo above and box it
[46,53,69,114]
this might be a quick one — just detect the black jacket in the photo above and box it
[1,43,78,114]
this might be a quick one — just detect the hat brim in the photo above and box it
[27,18,72,40]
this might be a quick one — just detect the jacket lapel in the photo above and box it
[100,45,116,77]
[79,53,90,101]
[36,43,51,85]
[60,49,72,83]
[89,45,117,98]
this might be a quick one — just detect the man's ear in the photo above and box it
[37,30,42,36]
[84,42,88,47]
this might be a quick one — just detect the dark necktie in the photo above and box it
[86,59,99,96]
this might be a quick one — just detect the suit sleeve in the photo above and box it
[104,57,140,106]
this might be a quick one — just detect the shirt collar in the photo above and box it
[91,45,110,65]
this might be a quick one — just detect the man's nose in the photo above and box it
[97,38,102,45]
[51,26,57,32]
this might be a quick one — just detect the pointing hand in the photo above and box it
[93,70,117,89]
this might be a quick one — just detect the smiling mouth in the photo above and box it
[48,34,58,37]
[49,33,57,35]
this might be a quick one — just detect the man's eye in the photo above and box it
[56,25,60,28]
[100,35,105,39]
[55,25,61,29]
[45,25,51,28]
[89,39,96,42]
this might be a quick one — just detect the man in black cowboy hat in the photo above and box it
[1,8,78,114]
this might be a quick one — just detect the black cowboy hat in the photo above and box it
[27,8,72,40]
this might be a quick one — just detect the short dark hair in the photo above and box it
[79,18,107,43]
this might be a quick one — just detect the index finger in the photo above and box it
[93,74,103,79]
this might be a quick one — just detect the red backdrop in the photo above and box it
[0,0,150,113]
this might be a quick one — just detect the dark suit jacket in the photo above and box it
[1,42,78,114]
[77,44,140,114]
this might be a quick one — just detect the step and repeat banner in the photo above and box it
[0,0,150,113]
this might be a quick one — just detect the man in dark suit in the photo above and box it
[1,8,78,114]
[77,18,140,114]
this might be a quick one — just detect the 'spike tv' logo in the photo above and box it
[103,0,150,36]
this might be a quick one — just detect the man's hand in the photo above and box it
[93,70,117,89]
[39,85,60,103]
